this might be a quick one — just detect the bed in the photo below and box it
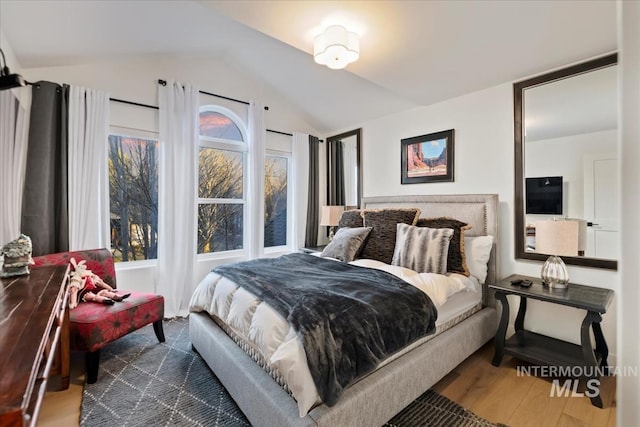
[189,194,498,427]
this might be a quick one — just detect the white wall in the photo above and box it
[525,129,617,220]
[356,79,619,364]
[21,55,322,296]
[1,30,21,73]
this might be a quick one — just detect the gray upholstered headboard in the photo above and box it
[361,194,498,306]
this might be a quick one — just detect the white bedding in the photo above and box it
[189,258,480,417]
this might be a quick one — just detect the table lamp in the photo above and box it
[535,220,579,289]
[320,205,344,241]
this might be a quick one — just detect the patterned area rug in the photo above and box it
[81,318,505,427]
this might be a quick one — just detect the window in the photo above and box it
[108,134,158,262]
[198,106,247,254]
[264,154,289,248]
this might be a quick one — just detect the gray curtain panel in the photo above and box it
[21,81,69,256]
[329,140,346,206]
[305,135,320,247]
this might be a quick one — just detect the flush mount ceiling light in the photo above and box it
[313,25,359,70]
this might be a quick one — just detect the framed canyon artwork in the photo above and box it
[401,129,455,184]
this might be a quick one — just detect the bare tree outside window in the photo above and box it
[198,147,244,253]
[264,156,288,247]
[109,135,158,262]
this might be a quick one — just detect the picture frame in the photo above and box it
[401,129,454,184]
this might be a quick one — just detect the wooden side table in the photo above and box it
[490,274,614,408]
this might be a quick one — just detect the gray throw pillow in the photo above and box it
[391,223,454,274]
[320,227,373,262]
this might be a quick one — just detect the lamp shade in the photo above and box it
[535,220,577,289]
[535,220,579,257]
[320,205,344,227]
[314,25,360,70]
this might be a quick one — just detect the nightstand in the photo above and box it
[300,245,327,254]
[490,274,614,408]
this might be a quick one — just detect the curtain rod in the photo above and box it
[158,79,269,111]
[111,97,159,110]
[26,80,318,141]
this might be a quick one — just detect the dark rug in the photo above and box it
[81,318,505,427]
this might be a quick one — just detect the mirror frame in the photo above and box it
[514,53,618,270]
[327,128,362,208]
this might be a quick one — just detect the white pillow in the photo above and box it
[464,235,494,284]
[349,259,467,307]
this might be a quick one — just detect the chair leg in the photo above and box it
[86,350,100,384]
[153,320,165,342]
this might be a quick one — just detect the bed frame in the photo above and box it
[190,194,499,427]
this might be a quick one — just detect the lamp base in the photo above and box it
[541,255,569,289]
[543,280,569,289]
[328,227,336,241]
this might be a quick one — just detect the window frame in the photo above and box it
[263,149,292,254]
[107,127,160,265]
[197,105,249,258]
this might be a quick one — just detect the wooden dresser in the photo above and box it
[0,265,70,427]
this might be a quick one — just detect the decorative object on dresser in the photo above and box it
[319,205,344,241]
[0,233,34,277]
[491,274,614,408]
[32,248,165,384]
[401,129,454,184]
[0,265,70,426]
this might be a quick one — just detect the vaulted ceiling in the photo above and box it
[0,0,617,133]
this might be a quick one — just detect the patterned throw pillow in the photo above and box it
[416,217,471,276]
[320,227,373,262]
[391,224,454,274]
[360,208,421,264]
[338,209,363,229]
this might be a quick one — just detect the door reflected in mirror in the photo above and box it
[327,129,362,208]
[514,54,618,270]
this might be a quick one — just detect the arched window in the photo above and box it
[197,106,247,255]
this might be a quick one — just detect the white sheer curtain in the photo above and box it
[157,80,199,318]
[68,86,110,250]
[248,100,265,259]
[0,88,30,246]
[342,138,358,206]
[292,132,309,250]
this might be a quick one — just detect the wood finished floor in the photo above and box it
[39,341,616,427]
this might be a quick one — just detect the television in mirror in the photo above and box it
[525,176,563,215]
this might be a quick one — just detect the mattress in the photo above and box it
[189,259,482,417]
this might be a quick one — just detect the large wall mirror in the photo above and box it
[327,128,362,208]
[514,54,618,270]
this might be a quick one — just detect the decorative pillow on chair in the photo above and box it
[320,227,372,262]
[338,209,363,229]
[392,224,454,275]
[359,208,421,264]
[416,217,471,276]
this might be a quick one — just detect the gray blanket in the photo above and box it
[214,253,437,405]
